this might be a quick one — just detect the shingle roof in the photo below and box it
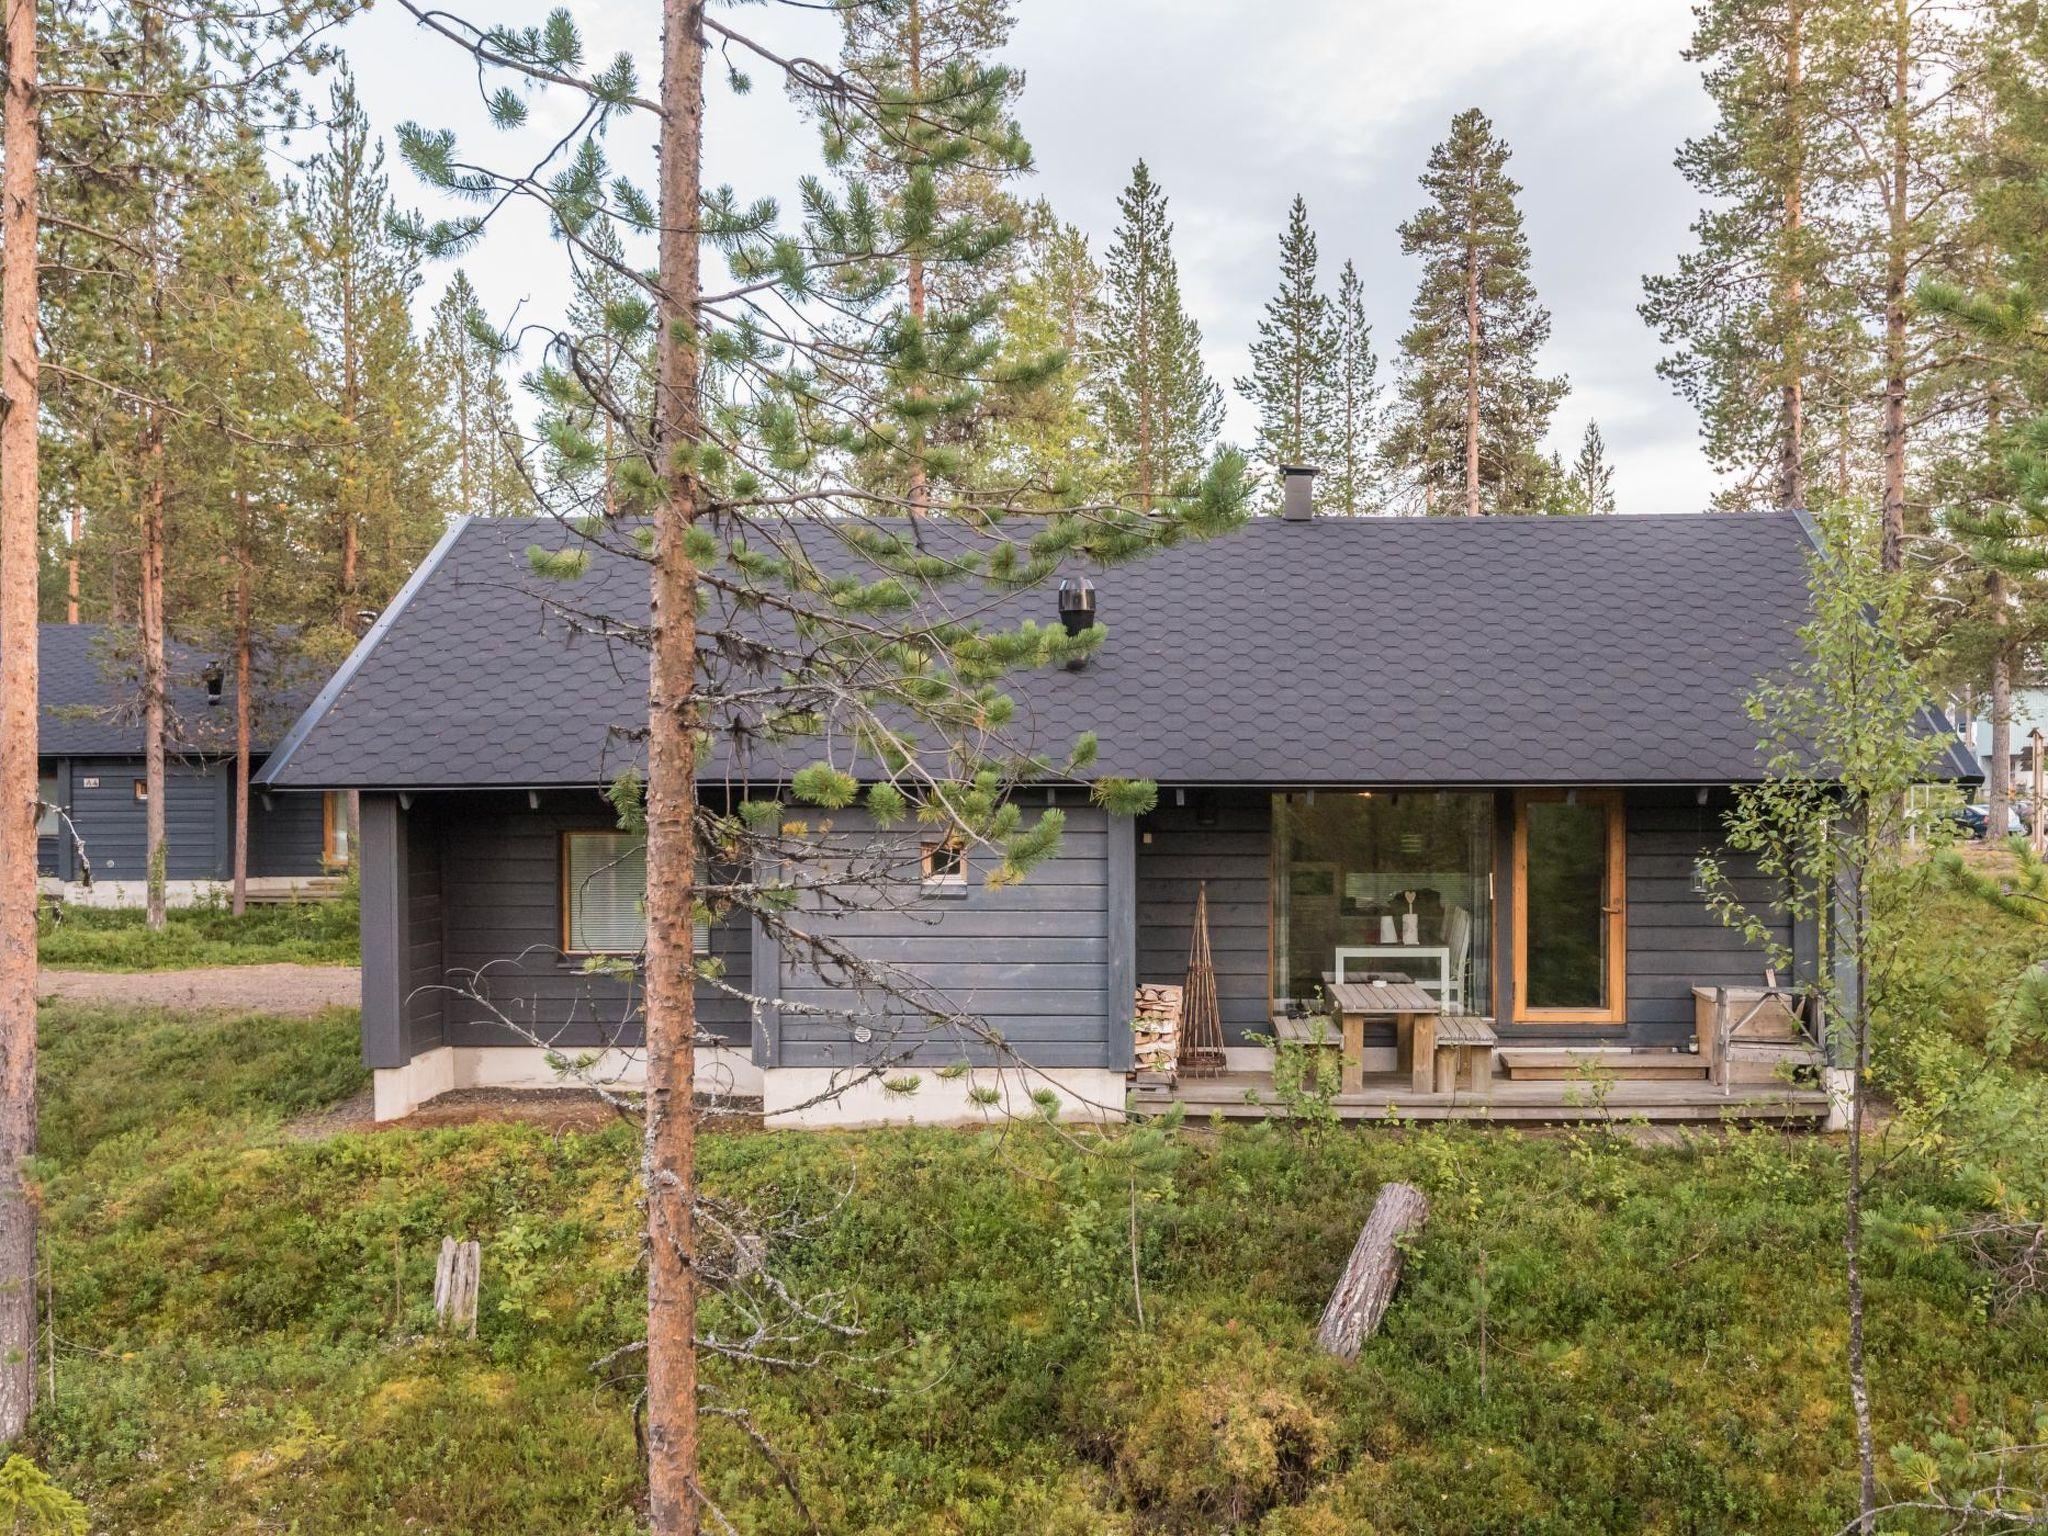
[256,510,1979,791]
[39,623,320,759]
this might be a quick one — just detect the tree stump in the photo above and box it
[433,1237,480,1337]
[1314,1182,1428,1361]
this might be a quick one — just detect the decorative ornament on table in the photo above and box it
[1401,890,1419,946]
[1379,914,1397,943]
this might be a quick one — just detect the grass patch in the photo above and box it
[36,1001,366,1163]
[36,892,360,971]
[18,1003,2048,1533]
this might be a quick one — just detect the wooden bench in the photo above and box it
[1430,1014,1498,1094]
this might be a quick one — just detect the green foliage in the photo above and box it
[16,1004,2047,1534]
[1386,108,1569,516]
[1097,161,1225,506]
[1235,194,1339,493]
[37,1001,365,1164]
[0,1458,88,1536]
[35,892,360,972]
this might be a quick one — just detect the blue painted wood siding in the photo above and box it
[1136,792,1272,1049]
[775,804,1116,1069]
[422,792,750,1053]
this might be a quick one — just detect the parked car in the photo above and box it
[1953,803,2027,839]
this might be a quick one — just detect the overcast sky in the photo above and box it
[332,0,1721,514]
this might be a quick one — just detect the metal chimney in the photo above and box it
[1057,576,1097,671]
[1280,464,1318,521]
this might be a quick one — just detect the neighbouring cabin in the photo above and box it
[37,623,345,906]
[257,507,1977,1126]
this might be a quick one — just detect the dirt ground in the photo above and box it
[36,963,361,1016]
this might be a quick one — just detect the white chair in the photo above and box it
[1444,905,1471,1014]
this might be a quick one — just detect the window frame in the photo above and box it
[322,793,351,868]
[35,775,58,840]
[920,836,967,887]
[1510,789,1627,1025]
[557,829,709,960]
[559,828,649,958]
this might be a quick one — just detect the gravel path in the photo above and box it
[36,963,360,1016]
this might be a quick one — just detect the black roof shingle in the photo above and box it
[39,622,319,759]
[256,511,1979,791]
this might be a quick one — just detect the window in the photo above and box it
[35,775,57,839]
[921,837,966,886]
[558,833,712,958]
[562,830,649,955]
[1271,791,1494,1016]
[132,779,148,803]
[322,794,351,868]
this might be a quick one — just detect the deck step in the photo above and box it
[1498,1047,1707,1082]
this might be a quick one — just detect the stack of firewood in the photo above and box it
[1132,983,1183,1080]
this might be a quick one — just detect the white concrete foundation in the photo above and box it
[371,1044,762,1122]
[762,1065,1127,1129]
[39,876,343,910]
[1823,1067,1855,1133]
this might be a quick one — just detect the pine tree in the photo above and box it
[1641,0,1866,510]
[544,218,654,521]
[1098,160,1224,509]
[1235,195,1337,496]
[1568,420,1617,514]
[293,67,449,645]
[1386,108,1568,516]
[986,202,1108,497]
[427,272,532,518]
[831,0,1030,505]
[1326,260,1383,516]
[397,10,1249,1530]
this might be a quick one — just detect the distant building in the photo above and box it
[38,623,345,906]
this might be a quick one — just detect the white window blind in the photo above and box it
[563,832,710,956]
[565,832,648,954]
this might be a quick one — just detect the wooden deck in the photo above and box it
[1129,1070,1832,1124]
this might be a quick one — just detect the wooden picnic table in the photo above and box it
[1323,972,1442,1094]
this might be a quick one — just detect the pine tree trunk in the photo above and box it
[1879,0,1909,574]
[647,4,707,1530]
[141,413,169,933]
[1779,0,1807,511]
[904,0,929,516]
[1989,573,2012,844]
[0,0,42,1443]
[232,500,253,917]
[1462,202,1482,518]
[66,508,80,624]
[1136,281,1153,513]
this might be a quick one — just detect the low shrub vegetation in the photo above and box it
[35,888,359,971]
[15,995,2048,1533]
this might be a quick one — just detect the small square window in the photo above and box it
[132,779,148,803]
[921,838,966,886]
[35,776,57,838]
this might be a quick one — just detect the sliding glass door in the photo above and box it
[1512,790,1626,1023]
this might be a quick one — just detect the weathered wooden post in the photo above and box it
[1315,1182,1428,1361]
[433,1237,480,1337]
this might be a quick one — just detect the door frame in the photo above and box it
[1510,788,1627,1025]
